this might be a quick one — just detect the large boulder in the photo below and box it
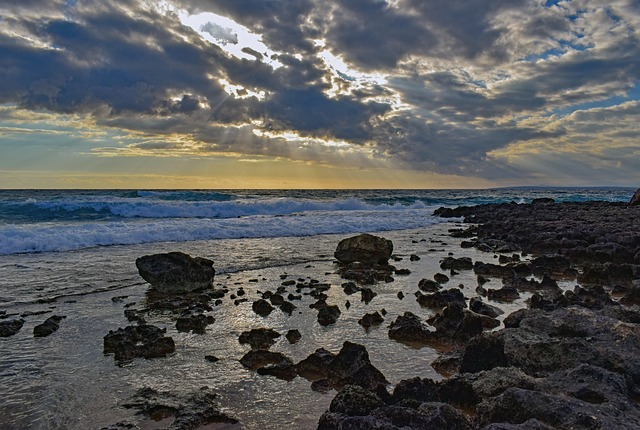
[334,234,393,266]
[630,188,640,206]
[135,252,215,293]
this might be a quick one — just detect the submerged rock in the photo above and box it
[334,234,393,266]
[0,319,24,337]
[33,315,66,337]
[119,386,237,429]
[104,325,175,362]
[135,252,215,293]
[239,328,281,350]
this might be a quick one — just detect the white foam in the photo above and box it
[25,196,428,219]
[0,208,443,255]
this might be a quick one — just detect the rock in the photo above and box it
[410,254,421,261]
[388,312,435,344]
[428,303,484,342]
[120,387,237,429]
[358,311,384,328]
[417,288,466,308]
[33,315,66,337]
[394,268,411,275]
[329,385,385,416]
[240,350,293,370]
[296,342,388,391]
[531,197,555,205]
[135,252,215,293]
[487,285,520,302]
[459,333,508,373]
[318,304,341,326]
[360,287,377,304]
[204,355,219,362]
[318,402,474,430]
[470,297,503,318]
[0,319,24,337]
[285,329,301,344]
[279,301,297,315]
[238,328,281,350]
[103,325,175,362]
[418,278,440,292]
[252,299,274,316]
[295,348,336,380]
[630,188,640,206]
[434,273,450,284]
[334,234,393,266]
[440,256,474,271]
[175,312,214,334]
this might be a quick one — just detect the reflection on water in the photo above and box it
[0,224,556,429]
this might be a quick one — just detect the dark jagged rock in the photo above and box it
[388,312,435,345]
[318,402,474,430]
[418,278,440,292]
[394,268,411,275]
[341,282,359,295]
[334,234,393,266]
[103,324,175,362]
[470,297,503,318]
[238,328,281,350]
[487,285,520,302]
[135,252,215,293]
[252,299,274,316]
[428,303,485,342]
[33,315,65,337]
[630,188,640,206]
[175,312,214,334]
[360,287,377,304]
[296,342,388,391]
[440,256,474,271]
[328,384,385,416]
[295,348,336,380]
[410,254,420,261]
[318,304,341,326]
[358,311,384,328]
[120,386,237,429]
[279,300,297,315]
[205,355,219,363]
[416,288,466,308]
[434,273,450,284]
[240,350,293,371]
[0,319,24,337]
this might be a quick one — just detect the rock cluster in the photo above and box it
[321,200,640,429]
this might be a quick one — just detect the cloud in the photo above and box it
[200,21,238,44]
[0,0,638,185]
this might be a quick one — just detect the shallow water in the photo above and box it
[0,223,573,429]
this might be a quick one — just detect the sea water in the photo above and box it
[0,188,634,429]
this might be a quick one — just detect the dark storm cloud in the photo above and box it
[323,0,436,70]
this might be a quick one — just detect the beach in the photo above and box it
[1,189,638,429]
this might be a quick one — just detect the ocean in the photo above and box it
[0,187,635,429]
[0,188,632,256]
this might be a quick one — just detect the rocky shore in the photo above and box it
[320,199,640,429]
[5,196,639,429]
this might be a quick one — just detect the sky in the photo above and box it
[0,0,639,189]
